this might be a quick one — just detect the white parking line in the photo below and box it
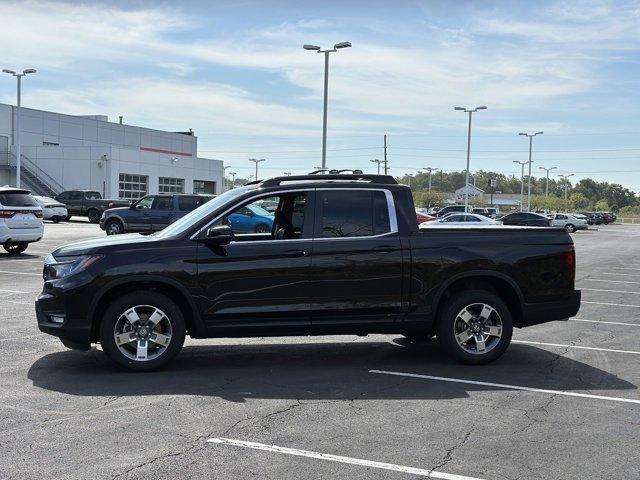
[512,339,640,355]
[583,301,640,308]
[602,272,640,277]
[581,279,640,285]
[370,370,640,405]
[0,270,41,276]
[582,288,640,294]
[207,437,485,480]
[612,267,640,272]
[0,334,41,342]
[0,288,28,294]
[0,258,43,264]
[570,318,640,327]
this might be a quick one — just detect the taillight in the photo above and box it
[564,246,576,284]
[0,210,16,219]
[35,211,43,219]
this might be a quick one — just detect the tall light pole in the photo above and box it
[370,159,383,174]
[421,167,438,191]
[539,166,557,197]
[223,165,232,191]
[518,131,543,211]
[248,158,266,180]
[303,41,352,169]
[558,173,574,203]
[513,160,527,211]
[2,68,37,188]
[283,171,292,176]
[229,171,237,188]
[454,106,487,212]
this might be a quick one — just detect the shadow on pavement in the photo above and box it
[28,339,636,403]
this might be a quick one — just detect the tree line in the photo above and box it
[397,170,638,213]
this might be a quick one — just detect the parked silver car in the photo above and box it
[550,213,588,233]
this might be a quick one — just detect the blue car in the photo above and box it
[228,204,274,233]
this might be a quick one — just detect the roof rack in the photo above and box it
[257,174,398,187]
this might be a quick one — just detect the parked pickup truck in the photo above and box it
[54,190,129,223]
[36,173,581,372]
[99,193,215,235]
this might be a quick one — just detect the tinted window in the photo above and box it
[57,192,69,200]
[178,196,206,211]
[466,215,482,222]
[0,192,38,207]
[319,190,390,238]
[85,191,101,200]
[152,196,173,210]
[69,192,83,200]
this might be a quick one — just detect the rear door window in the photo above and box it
[152,196,173,210]
[178,196,206,211]
[317,190,391,238]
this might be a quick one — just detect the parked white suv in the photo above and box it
[0,187,44,254]
[550,213,588,233]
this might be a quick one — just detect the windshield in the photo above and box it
[155,186,254,238]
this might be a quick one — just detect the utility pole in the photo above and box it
[248,158,266,180]
[370,159,383,175]
[383,134,388,174]
[421,167,439,191]
[519,131,543,211]
[513,160,527,212]
[455,106,487,212]
[2,68,37,188]
[229,172,237,188]
[539,166,557,196]
[303,42,352,169]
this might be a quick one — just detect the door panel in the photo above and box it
[309,189,404,331]
[196,190,315,335]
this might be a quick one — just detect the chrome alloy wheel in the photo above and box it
[453,303,503,355]
[113,305,173,361]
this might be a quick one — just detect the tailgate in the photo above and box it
[3,206,42,229]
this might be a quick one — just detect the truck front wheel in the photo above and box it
[436,291,513,365]
[100,291,186,372]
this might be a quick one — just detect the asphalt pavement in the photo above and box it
[1,220,639,480]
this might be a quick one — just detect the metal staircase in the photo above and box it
[6,153,64,197]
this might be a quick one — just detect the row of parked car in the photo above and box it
[415,204,613,233]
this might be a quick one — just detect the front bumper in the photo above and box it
[36,288,92,350]
[518,290,581,328]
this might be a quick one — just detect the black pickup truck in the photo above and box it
[55,190,130,223]
[36,173,580,371]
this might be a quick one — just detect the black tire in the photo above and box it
[565,223,576,233]
[254,223,270,233]
[3,242,28,255]
[100,291,186,372]
[52,216,60,224]
[87,209,101,223]
[436,290,513,365]
[105,218,124,235]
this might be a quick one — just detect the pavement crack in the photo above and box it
[429,426,474,474]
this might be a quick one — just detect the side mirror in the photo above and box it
[130,204,137,210]
[202,224,233,245]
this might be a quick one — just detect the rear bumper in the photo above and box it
[0,225,43,243]
[518,290,581,328]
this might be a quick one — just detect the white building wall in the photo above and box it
[0,103,223,196]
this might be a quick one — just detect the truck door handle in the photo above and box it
[373,245,396,253]
[282,249,308,257]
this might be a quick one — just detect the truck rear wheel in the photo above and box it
[436,290,513,365]
[99,291,186,372]
[87,209,101,223]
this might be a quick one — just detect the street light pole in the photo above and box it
[518,131,543,211]
[2,68,37,188]
[248,158,266,180]
[558,173,574,202]
[539,166,557,196]
[303,41,352,170]
[455,106,487,212]
[421,167,438,191]
[229,172,237,188]
[513,160,527,211]
[370,159,383,175]
[223,165,232,191]
[283,171,292,176]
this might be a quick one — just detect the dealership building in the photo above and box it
[0,103,224,200]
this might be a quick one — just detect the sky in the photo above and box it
[1,0,639,189]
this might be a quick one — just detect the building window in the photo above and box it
[119,173,148,200]
[159,177,185,193]
[193,180,216,194]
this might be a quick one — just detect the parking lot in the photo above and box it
[1,221,640,480]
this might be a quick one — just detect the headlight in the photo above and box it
[43,254,102,281]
